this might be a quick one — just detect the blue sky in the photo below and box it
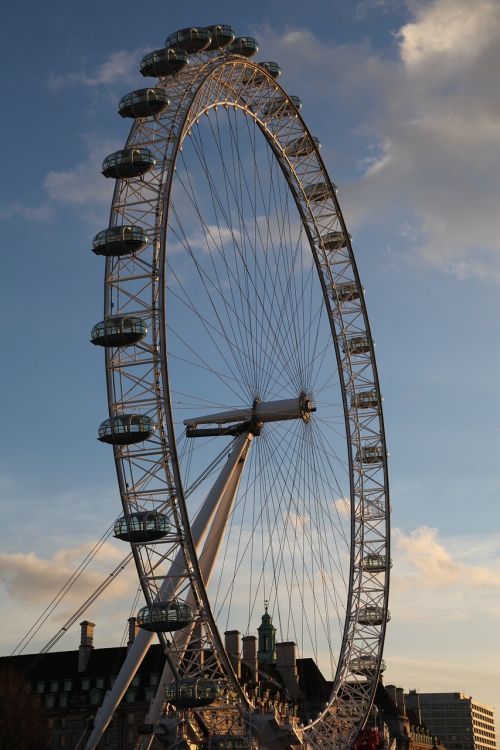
[1,0,499,723]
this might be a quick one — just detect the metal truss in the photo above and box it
[85,45,390,750]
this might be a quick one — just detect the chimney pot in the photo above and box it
[224,630,241,679]
[78,621,95,672]
[242,635,258,684]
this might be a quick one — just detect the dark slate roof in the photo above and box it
[0,644,165,685]
[375,682,401,717]
[297,658,330,702]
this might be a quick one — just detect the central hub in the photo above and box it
[184,393,315,438]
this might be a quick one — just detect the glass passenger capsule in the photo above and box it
[119,88,170,119]
[304,181,334,203]
[140,48,189,78]
[97,415,156,445]
[358,606,390,626]
[362,553,390,571]
[102,148,155,179]
[113,511,170,543]
[321,231,347,250]
[351,390,379,409]
[334,283,360,304]
[344,336,371,355]
[92,225,149,257]
[355,446,385,464]
[204,737,256,750]
[363,503,387,521]
[258,61,281,79]
[205,25,235,50]
[263,95,302,118]
[285,135,320,158]
[137,601,194,632]
[349,655,386,675]
[226,37,259,57]
[165,679,221,708]
[166,27,212,54]
[90,317,147,347]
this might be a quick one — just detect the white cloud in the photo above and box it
[0,542,133,605]
[0,137,119,225]
[398,0,500,69]
[385,526,500,715]
[257,7,500,282]
[43,135,120,208]
[47,49,144,90]
[0,201,54,222]
[393,526,500,589]
[0,541,140,655]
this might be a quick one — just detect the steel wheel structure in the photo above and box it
[86,25,390,750]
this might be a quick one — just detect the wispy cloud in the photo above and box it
[0,136,119,225]
[398,0,500,69]
[47,49,145,91]
[257,4,500,282]
[355,0,403,20]
[43,138,118,207]
[0,541,139,655]
[385,526,500,710]
[0,201,54,222]
[393,526,500,590]
[0,543,131,604]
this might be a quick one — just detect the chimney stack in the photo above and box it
[78,621,95,672]
[242,635,258,684]
[276,642,301,701]
[396,688,406,715]
[224,630,241,679]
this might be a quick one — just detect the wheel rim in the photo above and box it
[99,49,390,750]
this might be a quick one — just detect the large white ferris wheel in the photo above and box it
[86,24,390,750]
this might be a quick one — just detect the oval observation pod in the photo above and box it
[259,61,281,79]
[92,226,149,257]
[344,336,371,355]
[334,283,360,304]
[351,389,379,409]
[358,606,390,626]
[113,511,170,543]
[165,679,221,708]
[304,181,334,203]
[166,27,212,54]
[102,148,155,179]
[355,446,385,464]
[349,655,386,676]
[285,135,320,158]
[119,88,170,119]
[263,95,302,118]
[98,415,156,445]
[204,738,256,750]
[137,601,194,632]
[321,231,347,250]
[90,317,148,347]
[363,502,387,520]
[205,24,235,50]
[362,553,391,572]
[226,36,259,57]
[140,48,189,78]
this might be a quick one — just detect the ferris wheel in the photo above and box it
[86,24,390,750]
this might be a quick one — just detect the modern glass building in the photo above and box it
[405,691,497,750]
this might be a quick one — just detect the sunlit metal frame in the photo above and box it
[88,46,390,750]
